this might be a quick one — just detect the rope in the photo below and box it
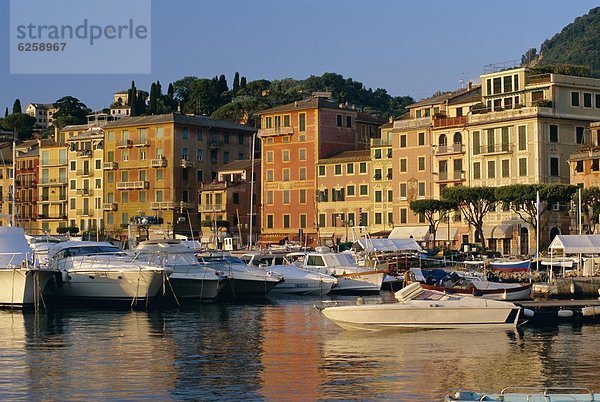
[165,274,180,306]
[131,266,142,309]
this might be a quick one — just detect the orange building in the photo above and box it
[15,140,39,233]
[257,95,383,246]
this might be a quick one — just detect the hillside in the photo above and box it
[522,7,600,77]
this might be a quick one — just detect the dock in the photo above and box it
[516,299,600,325]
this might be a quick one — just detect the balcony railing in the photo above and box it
[200,182,228,191]
[76,149,92,157]
[76,209,94,217]
[116,181,149,190]
[371,138,393,147]
[150,201,175,210]
[477,143,514,155]
[433,115,468,128]
[180,159,195,168]
[38,179,68,186]
[393,116,431,130]
[102,202,118,211]
[198,204,224,212]
[76,188,94,196]
[133,140,149,147]
[151,159,167,168]
[435,143,465,155]
[117,139,133,148]
[103,162,118,170]
[257,126,294,137]
[38,214,67,220]
[76,169,94,176]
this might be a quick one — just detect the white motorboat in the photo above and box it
[47,241,170,304]
[240,252,337,295]
[197,252,283,299]
[135,239,227,301]
[446,387,600,401]
[318,282,521,331]
[287,248,385,293]
[0,227,58,308]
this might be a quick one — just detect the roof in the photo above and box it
[380,121,394,129]
[355,111,386,125]
[318,149,370,163]
[61,124,91,132]
[28,103,56,109]
[218,158,260,172]
[408,86,481,109]
[258,97,356,115]
[549,235,600,254]
[102,113,256,132]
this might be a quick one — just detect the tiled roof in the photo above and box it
[318,149,370,163]
[408,85,481,109]
[218,159,260,172]
[258,97,355,115]
[103,113,256,132]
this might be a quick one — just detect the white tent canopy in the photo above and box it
[353,238,422,253]
[548,234,600,255]
[388,226,429,241]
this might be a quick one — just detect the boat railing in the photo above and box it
[68,252,165,271]
[0,252,36,269]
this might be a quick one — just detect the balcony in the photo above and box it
[76,169,94,177]
[200,182,228,191]
[393,117,431,130]
[76,149,92,158]
[38,214,67,220]
[103,203,118,211]
[434,171,465,183]
[103,162,118,170]
[133,140,149,147]
[76,188,94,196]
[371,138,393,147]
[198,203,224,212]
[38,179,68,187]
[76,209,94,217]
[526,73,552,85]
[116,181,149,190]
[180,159,195,168]
[434,143,465,155]
[151,159,167,168]
[257,126,294,138]
[150,201,176,210]
[209,141,223,149]
[476,144,514,155]
[433,115,468,129]
[117,139,133,149]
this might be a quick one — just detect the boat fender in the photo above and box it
[558,309,574,318]
[502,290,508,300]
[472,289,484,297]
[522,308,535,318]
[582,306,600,317]
[570,281,576,294]
[356,296,365,305]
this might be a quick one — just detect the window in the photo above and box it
[550,157,559,176]
[122,150,129,162]
[493,77,501,94]
[576,126,585,144]
[418,182,425,197]
[374,149,382,159]
[347,185,355,196]
[584,93,592,108]
[337,115,342,127]
[299,149,306,161]
[549,125,559,143]
[596,94,600,109]
[299,113,306,132]
[400,159,407,172]
[453,159,462,179]
[359,162,367,174]
[418,132,425,146]
[486,129,495,153]
[387,190,393,202]
[318,189,328,202]
[501,127,509,151]
[360,212,368,226]
[196,149,204,162]
[473,162,481,180]
[283,115,290,127]
[299,189,306,204]
[266,170,274,182]
[299,167,306,180]
[375,213,382,225]
[487,161,496,178]
[196,170,204,182]
[387,168,393,180]
[571,91,580,107]
[503,76,512,92]
[156,170,163,181]
[576,160,584,173]
[70,180,76,190]
[70,198,75,210]
[267,215,274,229]
[182,127,189,140]
[359,184,368,196]
[70,161,76,171]
[518,126,527,150]
[418,156,425,171]
[374,168,382,180]
[400,135,407,148]
[347,163,354,174]
[472,131,480,155]
[501,159,510,178]
[334,164,342,175]
[400,183,407,198]
[282,150,289,162]
[346,116,352,128]
[400,208,407,224]
[318,166,325,176]
[266,151,273,163]
[300,214,307,229]
[439,160,448,180]
[375,191,382,203]
[283,168,290,181]
[283,190,290,204]
[59,149,67,164]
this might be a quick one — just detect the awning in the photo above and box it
[389,226,430,241]
[434,227,458,241]
[483,224,513,239]
[354,238,422,253]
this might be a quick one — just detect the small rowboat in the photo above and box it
[489,259,531,272]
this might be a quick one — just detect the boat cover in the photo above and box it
[549,234,600,255]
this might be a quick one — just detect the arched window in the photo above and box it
[439,134,447,146]
[520,227,529,255]
[453,132,462,145]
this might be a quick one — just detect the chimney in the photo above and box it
[388,116,393,123]
[467,81,472,90]
[294,101,298,107]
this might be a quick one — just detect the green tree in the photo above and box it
[409,199,456,249]
[581,187,600,233]
[4,107,9,118]
[128,81,137,116]
[148,82,157,114]
[240,76,247,89]
[232,72,240,94]
[1,112,36,140]
[442,186,496,250]
[12,99,22,114]
[52,96,92,128]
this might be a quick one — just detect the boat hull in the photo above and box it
[420,283,532,301]
[321,301,520,331]
[490,260,531,272]
[330,271,385,294]
[0,269,56,308]
[218,277,281,299]
[168,275,225,300]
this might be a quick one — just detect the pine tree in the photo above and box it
[129,81,138,116]
[4,107,8,118]
[149,82,157,114]
[12,99,22,114]
[218,74,228,94]
[156,80,163,97]
[233,72,240,94]
[240,76,247,89]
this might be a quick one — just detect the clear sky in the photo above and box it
[0,0,595,112]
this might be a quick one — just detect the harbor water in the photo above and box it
[1,294,600,400]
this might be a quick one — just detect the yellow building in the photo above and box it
[102,113,256,241]
[37,140,69,234]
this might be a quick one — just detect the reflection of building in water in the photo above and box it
[0,312,34,398]
[259,305,323,400]
[15,311,177,400]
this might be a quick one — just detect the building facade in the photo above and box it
[26,103,59,129]
[37,140,69,234]
[15,140,39,233]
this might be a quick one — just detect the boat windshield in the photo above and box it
[164,253,199,266]
[57,245,121,258]
[323,253,356,267]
